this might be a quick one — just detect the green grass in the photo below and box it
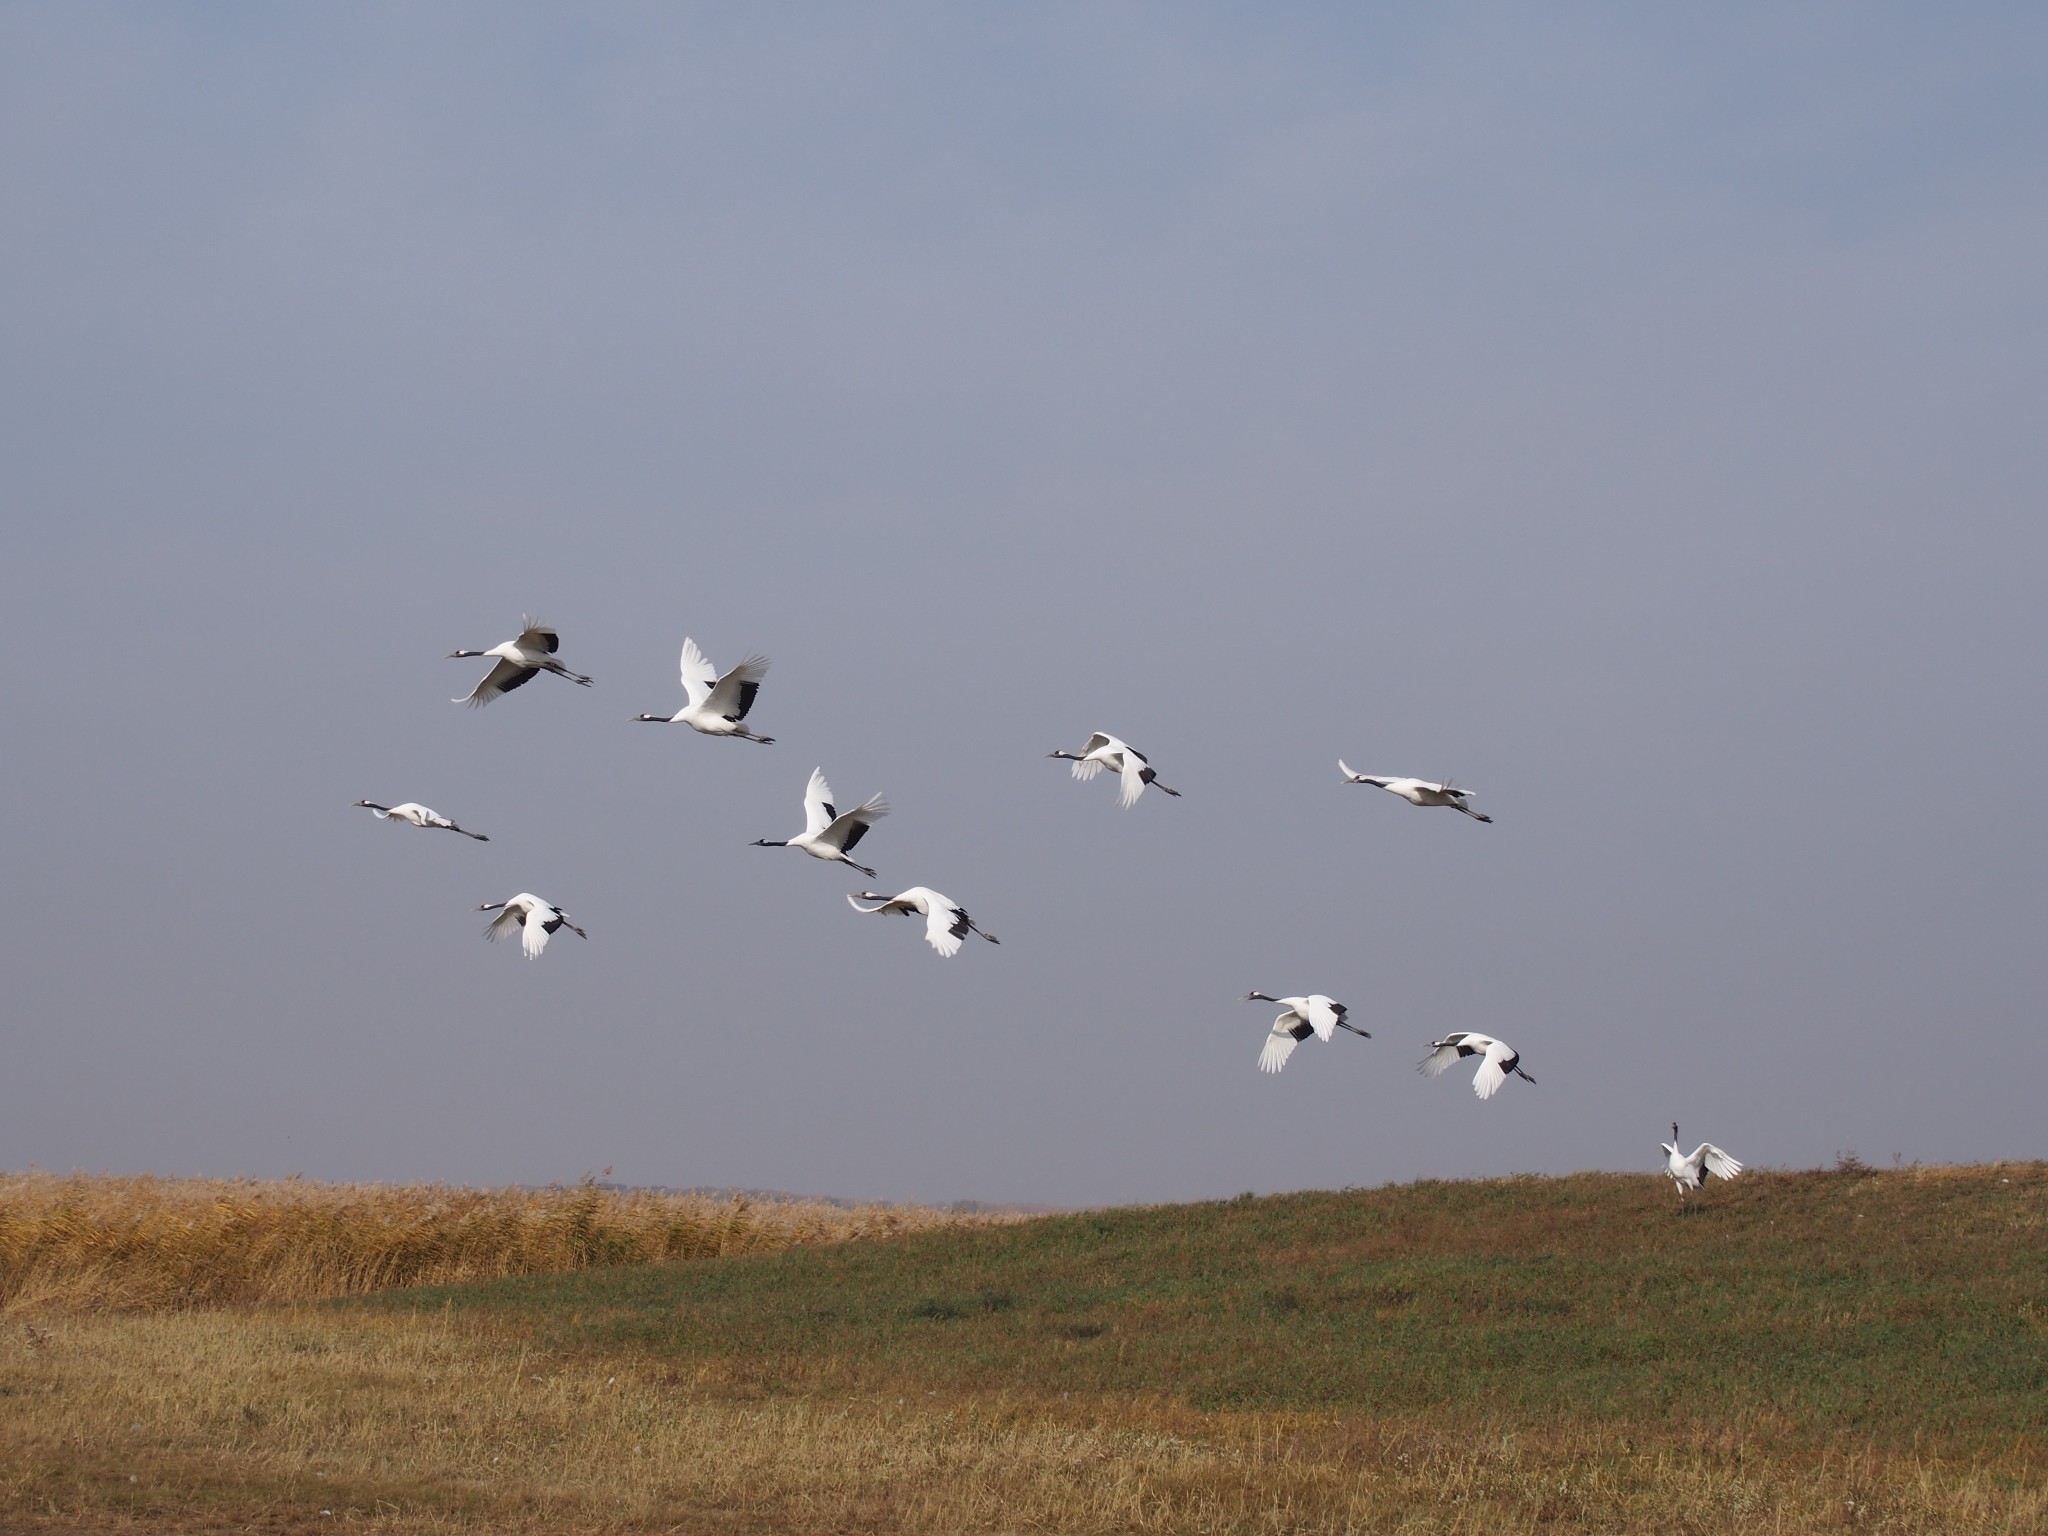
[374,1161,2048,1444]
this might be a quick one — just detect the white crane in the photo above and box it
[475,893,587,959]
[449,617,593,707]
[753,768,888,878]
[1419,1032,1535,1099]
[1661,1123,1743,1210]
[1339,761,1491,822]
[354,800,488,841]
[1047,733,1181,809]
[847,887,999,957]
[631,637,773,743]
[1245,992,1370,1073]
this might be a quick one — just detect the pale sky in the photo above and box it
[3,4,2043,1207]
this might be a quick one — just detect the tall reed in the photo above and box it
[0,1171,990,1314]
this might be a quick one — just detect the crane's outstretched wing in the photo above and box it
[1300,997,1343,1042]
[1698,1144,1743,1181]
[1259,1015,1315,1074]
[483,905,526,944]
[678,638,718,710]
[705,654,770,720]
[520,909,552,959]
[1071,733,1115,782]
[459,658,537,707]
[517,618,560,653]
[1418,1041,1465,1078]
[1473,1039,1518,1099]
[803,768,837,836]
[923,898,968,957]
[1115,751,1153,809]
[827,793,888,852]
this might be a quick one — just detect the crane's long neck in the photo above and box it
[1047,750,1080,761]
[752,839,789,848]
[1246,992,1276,1002]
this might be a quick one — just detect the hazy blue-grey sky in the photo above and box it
[3,4,2043,1207]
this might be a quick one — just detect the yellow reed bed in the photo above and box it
[0,1170,988,1315]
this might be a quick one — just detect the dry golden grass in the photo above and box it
[3,1167,2043,1533]
[2,1305,2042,1534]
[0,1171,990,1316]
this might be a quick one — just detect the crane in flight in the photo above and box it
[1419,1032,1534,1099]
[632,637,773,742]
[354,800,488,841]
[1245,992,1369,1074]
[847,888,999,957]
[1048,733,1180,808]
[1339,762,1491,822]
[475,893,587,959]
[753,768,888,878]
[450,618,593,707]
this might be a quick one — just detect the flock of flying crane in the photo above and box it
[356,617,1746,1208]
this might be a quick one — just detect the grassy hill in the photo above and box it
[4,1162,2044,1533]
[393,1161,2048,1437]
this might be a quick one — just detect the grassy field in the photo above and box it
[2,1162,2044,1532]
[0,1171,985,1315]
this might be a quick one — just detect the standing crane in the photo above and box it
[1661,1124,1743,1211]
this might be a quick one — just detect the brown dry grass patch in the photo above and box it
[1,1306,2042,1534]
[0,1171,991,1316]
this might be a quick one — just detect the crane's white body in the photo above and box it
[1339,761,1491,822]
[476,892,587,959]
[1661,1123,1743,1208]
[355,800,488,841]
[1419,1031,1534,1099]
[633,637,773,742]
[847,887,998,957]
[450,618,593,707]
[1246,991,1369,1073]
[1049,732,1180,809]
[755,768,888,878]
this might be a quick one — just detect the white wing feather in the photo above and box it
[1301,997,1341,1042]
[1116,755,1147,808]
[1472,1038,1514,1099]
[1418,1042,1462,1078]
[803,768,836,836]
[1698,1144,1743,1181]
[922,898,965,958]
[520,905,554,959]
[678,637,717,709]
[704,654,769,717]
[1259,1027,1300,1074]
